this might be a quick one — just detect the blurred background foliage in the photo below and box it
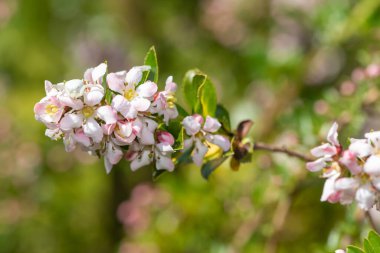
[1,0,380,252]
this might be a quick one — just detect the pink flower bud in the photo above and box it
[157,131,175,146]
[193,114,204,124]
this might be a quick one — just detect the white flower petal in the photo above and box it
[92,63,107,82]
[60,113,83,131]
[192,139,208,167]
[203,116,221,133]
[107,72,126,94]
[83,117,103,143]
[364,155,380,176]
[206,134,230,151]
[97,105,117,124]
[131,97,151,112]
[349,138,373,158]
[130,150,152,171]
[65,79,84,98]
[310,143,337,157]
[306,157,330,172]
[125,65,150,85]
[355,184,376,210]
[327,122,339,146]
[320,173,340,202]
[84,85,104,106]
[182,116,201,136]
[136,81,158,98]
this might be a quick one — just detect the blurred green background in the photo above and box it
[1,0,380,252]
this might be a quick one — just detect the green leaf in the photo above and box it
[215,104,231,133]
[200,78,217,117]
[173,127,184,151]
[153,169,167,181]
[182,69,206,113]
[368,231,380,251]
[175,103,189,117]
[364,239,375,253]
[141,46,158,83]
[105,88,113,104]
[175,148,192,165]
[201,157,227,180]
[347,246,365,253]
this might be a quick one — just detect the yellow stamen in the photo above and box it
[82,106,94,118]
[45,104,59,115]
[124,89,137,101]
[205,141,223,160]
[166,94,177,108]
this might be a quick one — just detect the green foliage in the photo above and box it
[182,69,218,117]
[215,104,232,133]
[345,231,380,253]
[141,46,159,83]
[347,246,365,253]
[201,157,227,180]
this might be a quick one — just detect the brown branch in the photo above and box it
[253,142,313,162]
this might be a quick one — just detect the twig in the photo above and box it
[253,142,314,162]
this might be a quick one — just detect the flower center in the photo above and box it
[124,89,137,101]
[45,104,59,115]
[204,141,222,160]
[82,106,94,118]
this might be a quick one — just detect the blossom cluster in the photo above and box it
[307,122,380,210]
[34,63,231,174]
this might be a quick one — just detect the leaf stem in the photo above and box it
[253,142,313,162]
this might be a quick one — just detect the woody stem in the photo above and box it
[253,142,314,162]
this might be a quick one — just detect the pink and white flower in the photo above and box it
[182,115,230,167]
[150,76,179,125]
[306,122,341,172]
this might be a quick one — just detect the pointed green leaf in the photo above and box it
[368,231,380,251]
[105,88,113,104]
[182,69,206,113]
[173,128,184,151]
[175,103,190,117]
[347,246,365,253]
[175,148,192,165]
[153,169,167,181]
[200,78,217,117]
[142,46,158,83]
[201,157,227,180]
[364,239,375,253]
[215,104,231,133]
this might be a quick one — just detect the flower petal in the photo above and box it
[60,113,83,131]
[320,173,340,202]
[203,116,221,133]
[131,97,151,112]
[130,150,152,171]
[327,122,339,146]
[364,155,380,176]
[136,81,158,98]
[192,139,208,167]
[206,134,230,151]
[355,184,375,211]
[306,157,330,172]
[107,72,126,94]
[125,65,150,85]
[97,105,117,124]
[310,143,337,157]
[349,138,373,158]
[65,79,84,98]
[182,115,201,136]
[92,63,107,83]
[83,117,103,143]
[84,85,104,106]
